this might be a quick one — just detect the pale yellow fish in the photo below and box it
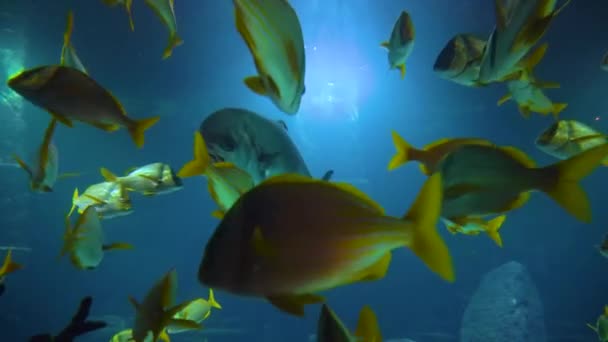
[13,119,59,192]
[60,206,133,270]
[535,119,608,165]
[100,162,183,196]
[70,183,133,219]
[381,11,415,79]
[101,0,135,31]
[586,305,608,342]
[442,215,506,247]
[167,288,222,334]
[144,0,182,59]
[233,0,306,115]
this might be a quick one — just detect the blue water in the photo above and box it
[0,0,607,341]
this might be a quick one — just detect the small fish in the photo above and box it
[144,0,182,59]
[179,132,255,218]
[101,0,134,31]
[28,296,107,342]
[437,143,608,223]
[478,0,572,84]
[0,249,23,296]
[602,52,608,72]
[317,304,382,342]
[381,11,415,79]
[13,119,59,192]
[497,43,566,118]
[586,306,608,342]
[7,65,160,148]
[60,207,133,270]
[442,215,506,247]
[129,269,201,342]
[70,183,133,219]
[596,233,608,259]
[433,33,487,87]
[388,130,494,175]
[167,288,222,334]
[100,163,183,196]
[233,0,306,114]
[535,120,608,165]
[198,173,454,317]
[60,10,87,74]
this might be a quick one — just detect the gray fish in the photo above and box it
[199,107,332,184]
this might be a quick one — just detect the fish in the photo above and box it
[433,33,487,87]
[60,207,133,270]
[442,215,506,247]
[198,173,454,317]
[496,43,566,118]
[586,306,608,342]
[233,0,306,114]
[167,288,222,334]
[7,65,160,148]
[69,183,133,219]
[12,119,59,192]
[60,10,87,74]
[535,119,608,165]
[179,132,255,219]
[602,51,608,72]
[316,304,382,342]
[144,0,183,59]
[478,0,572,84]
[199,108,333,184]
[100,163,183,196]
[381,11,415,79]
[388,130,494,175]
[596,233,608,259]
[128,269,201,342]
[102,0,135,31]
[436,143,608,223]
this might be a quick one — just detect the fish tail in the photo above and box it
[354,306,382,341]
[0,250,23,276]
[388,130,413,171]
[100,167,118,182]
[403,173,454,282]
[125,0,135,31]
[551,102,568,119]
[484,215,506,248]
[178,132,211,178]
[208,288,222,309]
[539,143,608,223]
[128,116,160,148]
[162,34,184,60]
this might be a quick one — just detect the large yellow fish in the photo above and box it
[587,306,608,342]
[316,304,382,342]
[60,207,133,270]
[437,143,608,223]
[233,0,306,115]
[7,65,159,148]
[129,269,200,342]
[70,183,133,219]
[100,163,183,196]
[388,130,494,175]
[535,119,608,165]
[102,0,135,31]
[433,34,487,87]
[381,11,415,79]
[60,11,87,74]
[167,288,222,334]
[478,0,572,84]
[442,215,506,248]
[497,43,566,118]
[198,173,454,317]
[179,132,255,219]
[144,0,182,59]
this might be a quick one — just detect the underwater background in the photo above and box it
[0,0,607,341]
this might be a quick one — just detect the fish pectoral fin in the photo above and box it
[586,322,598,333]
[244,76,267,95]
[551,103,568,118]
[82,194,106,205]
[511,15,554,53]
[11,154,33,178]
[354,306,382,342]
[102,242,133,251]
[90,121,121,132]
[167,318,201,331]
[267,294,325,317]
[320,169,334,181]
[484,215,506,248]
[162,34,184,60]
[355,252,391,282]
[497,93,512,106]
[251,226,278,258]
[138,174,161,184]
[380,41,389,49]
[50,113,74,127]
[211,210,224,219]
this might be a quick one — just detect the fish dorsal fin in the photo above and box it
[332,182,385,215]
[100,167,118,182]
[499,146,536,168]
[422,137,452,151]
[380,41,390,49]
[354,305,382,342]
[124,166,138,175]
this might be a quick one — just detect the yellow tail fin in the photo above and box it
[68,188,79,217]
[208,288,222,309]
[388,130,412,171]
[354,305,382,342]
[540,143,608,223]
[162,34,184,60]
[0,250,23,276]
[128,116,160,148]
[100,167,118,182]
[404,173,454,282]
[178,132,211,178]
[484,215,506,248]
[551,103,568,119]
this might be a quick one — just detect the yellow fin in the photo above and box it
[128,116,160,148]
[251,226,277,258]
[354,306,382,342]
[159,329,170,342]
[12,154,33,178]
[0,249,23,277]
[533,80,560,89]
[512,15,553,52]
[50,113,73,127]
[102,242,133,251]
[125,0,134,31]
[356,252,391,282]
[380,41,389,49]
[497,93,512,106]
[68,188,79,217]
[500,146,536,168]
[540,143,608,223]
[399,64,406,79]
[267,293,325,317]
[332,182,385,215]
[388,130,412,171]
[90,121,120,132]
[518,105,531,118]
[208,288,222,309]
[211,209,224,219]
[162,34,184,60]
[179,131,211,178]
[484,215,506,247]
[551,103,568,119]
[523,43,548,73]
[244,76,266,95]
[404,173,454,282]
[100,167,118,182]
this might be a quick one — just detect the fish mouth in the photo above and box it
[535,122,559,146]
